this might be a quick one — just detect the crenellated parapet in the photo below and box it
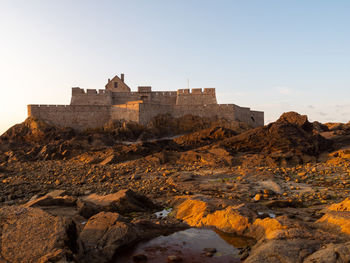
[70,87,112,105]
[176,88,217,105]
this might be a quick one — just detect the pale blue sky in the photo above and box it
[1,0,350,134]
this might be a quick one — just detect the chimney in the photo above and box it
[121,73,124,82]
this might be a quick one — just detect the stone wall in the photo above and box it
[70,88,112,105]
[111,91,177,105]
[176,88,217,105]
[139,103,173,124]
[28,105,111,130]
[110,102,141,123]
[138,103,263,127]
[250,110,264,127]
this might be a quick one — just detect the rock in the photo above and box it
[0,206,75,262]
[245,239,320,263]
[317,198,350,235]
[175,198,254,235]
[278,111,313,131]
[78,212,138,263]
[317,211,350,235]
[132,254,148,263]
[303,242,350,263]
[77,189,157,218]
[99,154,116,165]
[76,198,103,219]
[203,248,216,257]
[254,193,262,201]
[24,190,76,208]
[167,255,183,262]
[220,111,332,166]
[328,198,350,211]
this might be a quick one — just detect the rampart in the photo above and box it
[71,88,112,105]
[28,104,111,130]
[110,101,142,123]
[176,88,217,105]
[139,103,264,127]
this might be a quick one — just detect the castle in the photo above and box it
[28,74,264,130]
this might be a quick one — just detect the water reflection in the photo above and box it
[115,228,255,263]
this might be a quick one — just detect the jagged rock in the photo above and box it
[25,190,76,207]
[277,111,313,131]
[328,198,350,211]
[303,242,350,263]
[77,189,157,218]
[244,239,320,263]
[99,154,116,165]
[78,212,137,263]
[220,111,332,165]
[0,206,75,263]
[175,198,254,235]
[317,198,350,235]
[246,215,317,240]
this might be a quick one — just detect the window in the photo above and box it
[114,82,118,88]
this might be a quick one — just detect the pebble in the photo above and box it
[167,255,182,262]
[254,193,262,201]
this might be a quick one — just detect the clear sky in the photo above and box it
[1,0,350,135]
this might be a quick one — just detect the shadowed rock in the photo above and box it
[77,189,157,218]
[0,206,75,263]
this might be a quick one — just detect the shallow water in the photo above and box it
[154,208,172,219]
[114,228,255,263]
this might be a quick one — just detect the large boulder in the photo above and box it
[0,206,75,263]
[78,212,137,263]
[317,198,350,235]
[303,242,350,263]
[77,189,157,218]
[25,190,76,208]
[175,198,255,235]
[220,111,332,165]
[244,239,320,263]
[78,212,186,263]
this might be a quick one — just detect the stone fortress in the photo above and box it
[28,74,264,130]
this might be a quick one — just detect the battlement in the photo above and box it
[72,87,109,95]
[138,86,152,93]
[176,88,217,106]
[71,87,112,105]
[177,88,216,95]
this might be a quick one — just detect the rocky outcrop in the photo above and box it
[0,206,75,263]
[317,198,350,235]
[220,111,332,165]
[77,189,157,218]
[244,239,320,263]
[78,212,137,263]
[303,242,350,263]
[175,197,255,235]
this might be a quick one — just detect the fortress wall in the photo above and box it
[176,88,217,105]
[149,91,177,105]
[173,104,236,121]
[233,105,264,127]
[28,105,111,130]
[112,92,141,105]
[110,102,140,123]
[138,103,264,126]
[250,110,264,127]
[70,88,113,105]
[138,103,174,124]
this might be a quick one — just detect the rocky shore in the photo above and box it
[1,112,350,262]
